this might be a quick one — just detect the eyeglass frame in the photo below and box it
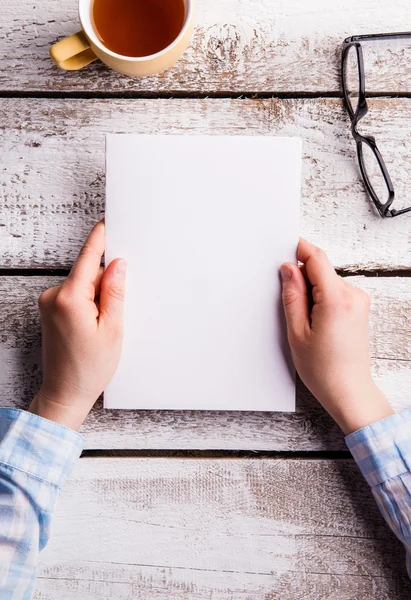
[341,32,411,218]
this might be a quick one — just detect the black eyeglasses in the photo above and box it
[342,32,411,218]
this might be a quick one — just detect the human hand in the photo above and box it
[281,239,394,435]
[29,220,126,431]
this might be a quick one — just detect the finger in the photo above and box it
[67,220,105,292]
[299,264,314,312]
[297,238,339,290]
[281,263,311,339]
[62,264,104,304]
[93,266,104,298]
[99,259,127,330]
[38,285,60,312]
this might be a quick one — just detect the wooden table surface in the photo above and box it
[2,1,411,598]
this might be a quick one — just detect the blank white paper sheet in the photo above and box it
[105,135,301,411]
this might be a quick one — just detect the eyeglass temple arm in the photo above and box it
[388,205,411,217]
[345,32,411,44]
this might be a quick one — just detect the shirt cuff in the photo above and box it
[345,408,411,488]
[0,408,85,488]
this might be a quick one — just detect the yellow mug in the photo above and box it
[50,0,194,77]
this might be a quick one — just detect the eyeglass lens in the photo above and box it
[344,45,360,114]
[359,142,390,205]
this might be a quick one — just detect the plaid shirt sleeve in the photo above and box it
[0,407,85,599]
[346,408,411,577]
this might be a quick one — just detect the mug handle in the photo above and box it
[50,31,97,71]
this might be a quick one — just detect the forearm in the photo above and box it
[346,408,411,577]
[0,408,84,596]
[29,390,89,432]
[326,381,394,435]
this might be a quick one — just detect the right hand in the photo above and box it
[281,239,394,435]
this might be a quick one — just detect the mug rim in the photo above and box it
[79,0,192,62]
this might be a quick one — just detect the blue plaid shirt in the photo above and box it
[0,407,411,598]
[345,408,411,577]
[0,408,84,598]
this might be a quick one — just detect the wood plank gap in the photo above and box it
[80,449,353,459]
[0,91,343,100]
[1,91,411,100]
[0,269,70,277]
[0,269,410,278]
[337,269,411,277]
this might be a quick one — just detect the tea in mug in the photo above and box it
[92,0,186,57]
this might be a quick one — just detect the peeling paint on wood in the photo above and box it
[4,2,411,596]
[1,97,411,270]
[0,275,409,450]
[34,458,411,599]
[2,0,411,93]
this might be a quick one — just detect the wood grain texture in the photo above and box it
[2,0,411,94]
[35,457,411,599]
[1,97,411,270]
[4,6,411,597]
[1,275,410,450]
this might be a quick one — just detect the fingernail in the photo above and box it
[280,264,292,283]
[116,260,127,279]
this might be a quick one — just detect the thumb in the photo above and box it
[99,259,127,328]
[280,263,310,340]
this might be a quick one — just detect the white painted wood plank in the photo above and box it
[1,275,410,450]
[1,97,411,270]
[35,458,411,599]
[2,0,411,93]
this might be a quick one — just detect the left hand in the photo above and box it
[29,220,126,431]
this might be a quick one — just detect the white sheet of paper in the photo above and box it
[105,135,301,411]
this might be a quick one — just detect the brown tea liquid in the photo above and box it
[92,0,186,57]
